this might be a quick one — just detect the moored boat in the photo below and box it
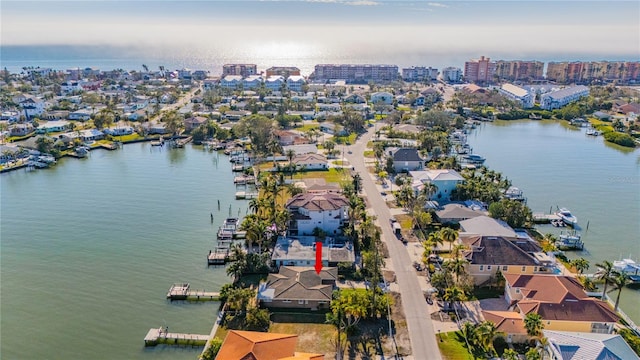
[613,259,640,284]
[556,230,584,250]
[555,207,578,226]
[462,154,486,164]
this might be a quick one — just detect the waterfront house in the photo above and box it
[183,116,207,132]
[409,169,464,202]
[543,331,640,360]
[285,192,349,236]
[540,85,590,110]
[388,148,423,173]
[435,203,486,224]
[292,153,328,170]
[36,120,70,134]
[482,274,619,340]
[498,84,534,108]
[460,234,555,285]
[9,123,35,137]
[258,266,337,310]
[103,126,134,136]
[216,330,324,360]
[459,215,517,238]
[271,236,355,268]
[0,145,24,164]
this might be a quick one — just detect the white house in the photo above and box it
[409,169,464,201]
[286,75,306,92]
[60,81,84,94]
[36,120,70,134]
[285,192,349,236]
[292,153,328,170]
[540,85,590,110]
[68,109,93,121]
[370,92,394,105]
[60,129,104,142]
[265,75,285,91]
[103,126,134,136]
[242,75,264,90]
[19,96,45,118]
[499,84,535,108]
[220,75,243,89]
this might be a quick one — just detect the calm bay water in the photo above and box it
[468,120,640,322]
[1,144,247,359]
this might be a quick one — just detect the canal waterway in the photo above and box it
[467,120,640,322]
[1,143,247,359]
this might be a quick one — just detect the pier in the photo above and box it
[166,283,219,301]
[207,248,229,265]
[144,327,209,347]
[235,191,258,199]
[233,175,256,184]
[532,213,562,224]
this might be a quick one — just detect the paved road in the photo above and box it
[345,127,442,360]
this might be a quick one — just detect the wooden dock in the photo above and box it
[144,327,209,347]
[207,248,229,265]
[166,283,220,301]
[235,191,258,199]
[532,213,562,223]
[233,175,256,184]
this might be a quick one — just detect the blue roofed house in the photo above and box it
[543,330,640,360]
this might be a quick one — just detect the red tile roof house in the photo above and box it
[482,274,619,344]
[215,330,324,360]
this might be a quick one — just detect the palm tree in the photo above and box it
[571,257,590,274]
[595,260,614,300]
[440,227,458,253]
[443,286,466,313]
[524,312,544,338]
[610,272,631,311]
[475,321,503,356]
[427,231,444,254]
[448,257,468,283]
[285,149,296,175]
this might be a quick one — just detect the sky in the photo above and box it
[1,1,639,71]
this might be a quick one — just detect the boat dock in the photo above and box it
[207,248,229,265]
[166,283,219,301]
[174,136,193,148]
[144,327,209,347]
[235,191,258,199]
[233,175,256,184]
[532,213,562,224]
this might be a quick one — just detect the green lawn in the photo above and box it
[437,331,476,360]
[294,123,320,132]
[334,133,357,145]
[291,168,350,184]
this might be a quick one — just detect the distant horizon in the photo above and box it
[1,43,638,77]
[1,1,638,73]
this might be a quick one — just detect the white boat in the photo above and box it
[217,217,240,240]
[612,259,640,284]
[586,128,601,136]
[462,154,486,164]
[556,230,584,250]
[504,186,525,201]
[555,208,578,226]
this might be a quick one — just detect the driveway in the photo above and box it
[345,128,442,360]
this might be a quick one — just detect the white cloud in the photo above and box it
[427,2,448,8]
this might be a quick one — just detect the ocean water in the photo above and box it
[467,120,640,321]
[1,144,247,359]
